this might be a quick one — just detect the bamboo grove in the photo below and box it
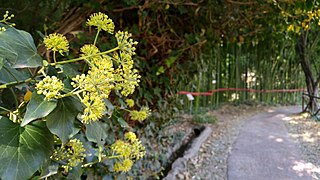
[178,39,305,111]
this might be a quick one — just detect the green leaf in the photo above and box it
[21,92,57,126]
[156,66,165,76]
[46,97,81,144]
[57,64,81,78]
[0,61,31,84]
[165,56,177,68]
[117,117,129,128]
[85,121,108,146]
[0,116,53,180]
[0,57,3,70]
[104,99,114,116]
[0,24,42,68]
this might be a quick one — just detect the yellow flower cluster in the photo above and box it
[86,12,115,34]
[125,99,135,108]
[111,132,145,172]
[36,76,64,100]
[114,52,141,96]
[80,44,101,64]
[72,58,114,98]
[43,33,69,55]
[129,107,151,121]
[80,92,106,123]
[285,7,320,33]
[114,158,133,172]
[37,12,143,125]
[51,139,86,172]
[115,31,138,56]
[0,11,15,31]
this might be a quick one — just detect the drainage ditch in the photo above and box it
[157,126,208,179]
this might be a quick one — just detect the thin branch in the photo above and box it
[226,0,256,5]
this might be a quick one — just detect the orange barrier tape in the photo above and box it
[178,88,305,96]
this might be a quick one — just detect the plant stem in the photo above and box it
[0,106,11,112]
[0,77,35,89]
[50,46,119,66]
[9,88,18,108]
[94,29,101,45]
[53,51,56,63]
[82,155,121,167]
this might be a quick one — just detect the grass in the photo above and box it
[192,112,217,124]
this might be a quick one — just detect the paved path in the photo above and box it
[228,106,313,180]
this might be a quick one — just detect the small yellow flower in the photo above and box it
[115,68,141,97]
[50,138,86,172]
[80,44,101,64]
[43,33,69,55]
[287,24,294,32]
[113,159,133,172]
[86,12,114,34]
[125,131,137,143]
[129,107,151,121]
[111,140,131,158]
[36,76,64,100]
[72,64,114,98]
[111,132,145,172]
[125,99,135,108]
[115,31,138,56]
[0,11,15,30]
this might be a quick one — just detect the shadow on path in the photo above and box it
[228,106,314,180]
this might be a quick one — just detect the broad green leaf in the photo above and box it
[46,97,81,144]
[104,99,114,116]
[0,116,53,180]
[0,61,31,84]
[0,24,42,68]
[117,117,129,128]
[0,57,3,70]
[57,64,81,78]
[85,121,108,146]
[21,92,57,126]
[39,161,58,179]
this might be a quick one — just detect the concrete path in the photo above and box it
[228,106,313,180]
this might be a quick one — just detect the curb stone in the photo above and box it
[164,126,212,180]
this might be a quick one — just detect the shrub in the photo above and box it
[0,11,149,179]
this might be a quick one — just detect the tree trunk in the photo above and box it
[297,31,318,113]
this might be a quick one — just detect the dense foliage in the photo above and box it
[0,11,151,179]
[2,0,320,178]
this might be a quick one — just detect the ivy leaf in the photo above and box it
[21,92,57,126]
[85,121,108,146]
[0,24,42,68]
[46,97,82,144]
[0,116,53,180]
[0,57,3,70]
[117,117,129,128]
[104,99,114,116]
[0,61,31,84]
